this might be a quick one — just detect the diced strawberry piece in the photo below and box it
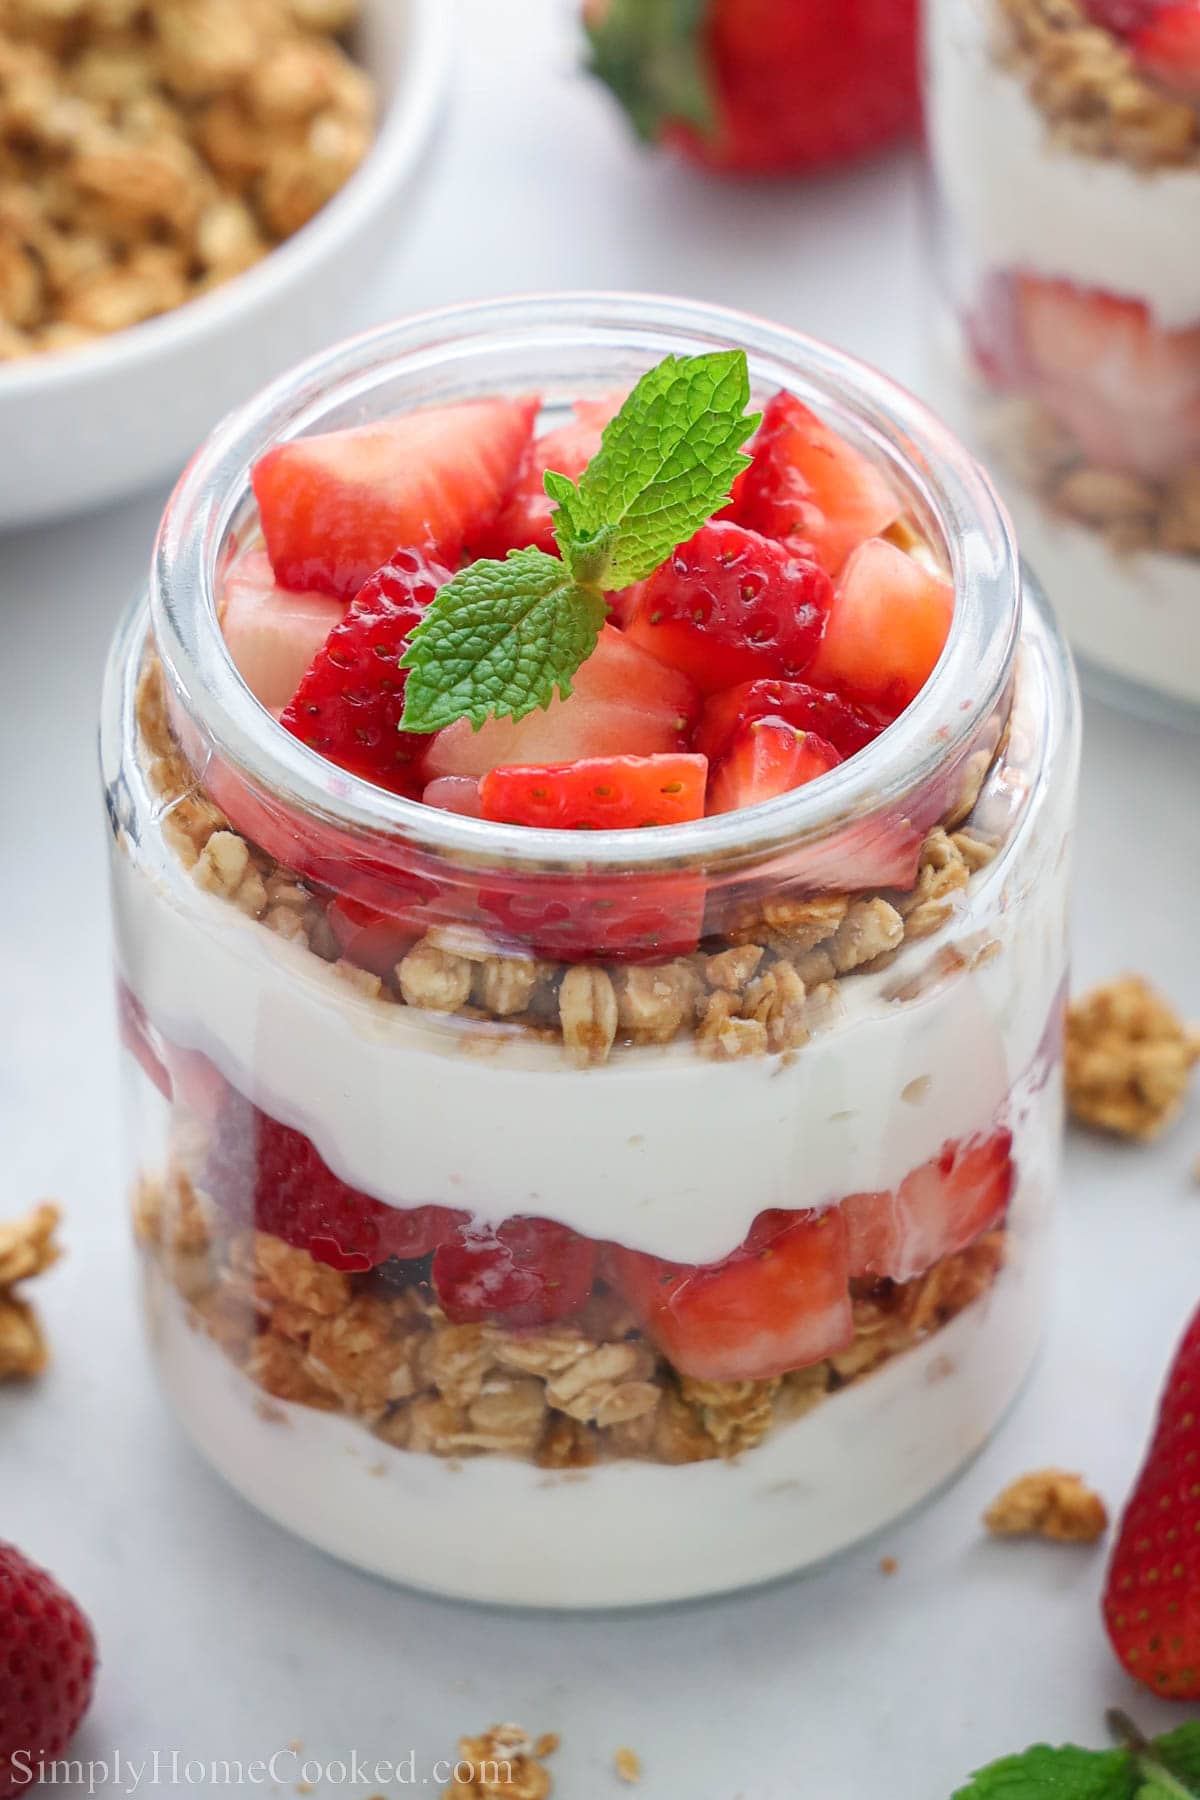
[1082,0,1159,34]
[118,982,173,1102]
[220,549,346,713]
[421,776,484,817]
[479,753,707,831]
[807,537,954,714]
[624,522,832,695]
[724,392,903,576]
[696,678,881,765]
[252,396,539,599]
[707,718,841,815]
[478,871,707,963]
[424,625,698,781]
[470,390,625,560]
[326,891,422,977]
[1013,275,1200,479]
[280,547,449,795]
[611,1208,853,1382]
[842,1129,1014,1283]
[207,1083,466,1272]
[1131,0,1200,92]
[432,1217,597,1328]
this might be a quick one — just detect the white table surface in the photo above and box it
[3,3,1199,1795]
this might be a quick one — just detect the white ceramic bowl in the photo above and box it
[0,0,452,529]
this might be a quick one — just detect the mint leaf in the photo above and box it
[584,0,715,145]
[953,1745,1137,1800]
[549,350,759,588]
[398,548,606,734]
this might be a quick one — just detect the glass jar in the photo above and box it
[101,294,1079,1608]
[925,0,1200,724]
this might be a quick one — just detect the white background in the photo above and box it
[3,2,1200,1795]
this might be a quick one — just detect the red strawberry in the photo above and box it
[724,391,903,576]
[807,537,955,714]
[1013,275,1200,480]
[1082,0,1160,36]
[478,866,708,963]
[479,753,707,830]
[326,890,424,977]
[280,547,449,795]
[207,1084,465,1271]
[422,776,484,817]
[220,549,346,715]
[624,521,832,695]
[611,1207,853,1382]
[586,0,920,176]
[1131,0,1200,90]
[432,1217,597,1328]
[707,717,841,814]
[696,677,882,764]
[118,981,173,1103]
[471,391,625,559]
[252,396,538,599]
[1104,1305,1200,1698]
[424,624,698,781]
[842,1130,1014,1283]
[0,1544,97,1800]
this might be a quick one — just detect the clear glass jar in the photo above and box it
[926,0,1200,724]
[102,294,1079,1608]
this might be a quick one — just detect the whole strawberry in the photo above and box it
[1104,1305,1200,1699]
[585,0,920,177]
[0,1544,97,1798]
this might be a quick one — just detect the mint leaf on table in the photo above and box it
[399,349,759,734]
[953,1719,1200,1800]
[548,349,759,588]
[398,548,607,734]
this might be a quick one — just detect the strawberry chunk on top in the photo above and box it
[707,718,841,816]
[470,390,625,560]
[252,396,539,599]
[220,548,346,714]
[725,391,903,576]
[696,677,881,764]
[807,536,954,715]
[423,624,698,781]
[842,1129,1013,1283]
[624,521,833,695]
[611,1208,853,1383]
[479,753,707,831]
[280,547,449,796]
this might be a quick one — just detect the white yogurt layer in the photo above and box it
[1003,487,1200,710]
[927,0,1200,331]
[115,802,1065,1265]
[147,1086,1054,1608]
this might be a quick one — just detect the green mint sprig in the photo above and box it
[398,350,759,734]
[954,1712,1200,1800]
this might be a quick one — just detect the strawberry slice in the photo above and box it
[479,753,707,831]
[207,1082,466,1272]
[842,1129,1014,1283]
[252,396,539,599]
[326,890,424,977]
[424,624,698,781]
[624,521,832,694]
[806,537,954,715]
[1013,275,1200,479]
[1131,0,1200,93]
[611,1208,853,1382]
[696,678,881,765]
[724,391,903,576]
[280,547,449,795]
[220,549,345,714]
[432,1217,597,1328]
[707,718,841,815]
[470,390,625,560]
[422,776,484,817]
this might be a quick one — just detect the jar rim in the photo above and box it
[151,291,1022,874]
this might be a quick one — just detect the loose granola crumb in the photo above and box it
[1066,975,1200,1141]
[0,1202,61,1380]
[984,1469,1109,1543]
[614,1746,642,1784]
[444,1724,554,1800]
[879,1556,899,1576]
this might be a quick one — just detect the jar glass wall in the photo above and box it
[102,295,1080,1608]
[925,0,1200,724]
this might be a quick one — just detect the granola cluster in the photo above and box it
[0,1201,61,1380]
[444,1726,557,1800]
[980,396,1200,562]
[984,1467,1109,1543]
[0,0,374,359]
[994,0,1200,170]
[1066,975,1200,1142]
[136,1160,1006,1469]
[134,656,1008,1065]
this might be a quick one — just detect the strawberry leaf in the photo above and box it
[584,0,716,145]
[398,548,607,733]
[953,1745,1138,1799]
